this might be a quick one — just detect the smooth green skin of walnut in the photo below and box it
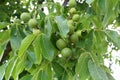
[70,33,79,43]
[75,30,81,37]
[68,0,76,7]
[72,14,80,21]
[14,19,21,23]
[68,20,74,25]
[56,39,67,50]
[20,12,31,22]
[28,19,38,28]
[61,48,72,58]
[68,24,75,34]
[69,8,76,14]
[33,29,41,35]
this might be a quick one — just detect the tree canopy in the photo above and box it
[0,0,120,80]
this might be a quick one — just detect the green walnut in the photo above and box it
[69,8,76,14]
[61,48,72,58]
[70,33,79,43]
[56,39,67,50]
[20,12,31,22]
[68,0,76,7]
[68,20,74,25]
[72,14,80,21]
[68,24,74,34]
[28,19,38,28]
[33,29,41,35]
[75,30,81,37]
[14,19,21,23]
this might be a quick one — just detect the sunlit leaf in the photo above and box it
[33,34,42,64]
[18,34,36,57]
[39,34,54,61]
[106,73,115,80]
[75,52,90,80]
[0,22,9,30]
[10,25,23,52]
[5,57,17,80]
[102,0,119,27]
[88,60,108,80]
[27,46,36,64]
[0,30,10,45]
[55,16,69,37]
[44,17,52,37]
[0,63,8,80]
[12,55,26,80]
[0,45,5,62]
[105,30,120,49]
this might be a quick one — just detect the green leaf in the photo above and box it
[106,73,115,80]
[0,63,8,80]
[31,61,52,80]
[88,60,108,80]
[31,68,41,80]
[12,55,26,80]
[10,25,23,52]
[39,34,54,61]
[91,31,107,64]
[24,59,33,71]
[93,31,107,54]
[55,16,69,37]
[18,34,36,57]
[20,75,32,80]
[44,64,52,80]
[45,18,52,37]
[27,46,36,64]
[0,22,9,30]
[0,30,10,45]
[105,30,120,49]
[61,71,68,80]
[0,45,5,62]
[75,52,90,80]
[5,57,17,80]
[102,0,119,27]
[33,34,42,65]
[85,30,94,51]
[52,62,64,77]
[38,70,49,80]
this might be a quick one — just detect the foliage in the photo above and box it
[0,0,120,80]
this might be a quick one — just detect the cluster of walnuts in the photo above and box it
[18,0,82,59]
[56,0,81,59]
[20,12,38,28]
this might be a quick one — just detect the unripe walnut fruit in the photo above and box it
[33,29,41,35]
[28,19,38,28]
[68,20,74,25]
[72,14,80,21]
[68,24,74,34]
[69,8,76,14]
[75,30,81,37]
[61,48,72,58]
[56,39,67,50]
[20,12,31,22]
[70,33,79,43]
[68,0,76,7]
